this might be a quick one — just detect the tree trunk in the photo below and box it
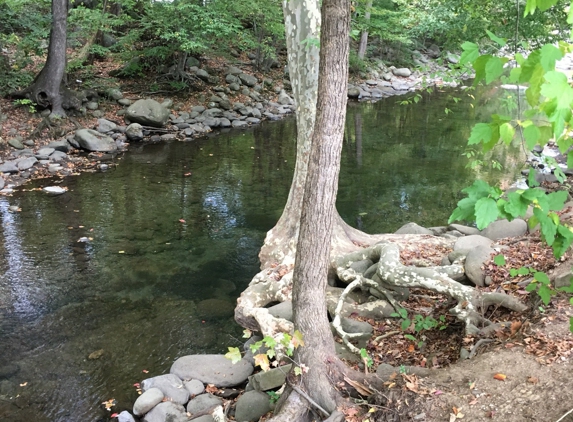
[29,0,68,117]
[258,0,321,268]
[274,0,350,418]
[357,1,372,60]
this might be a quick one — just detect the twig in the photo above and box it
[556,407,573,422]
[468,339,494,359]
[374,330,400,342]
[287,381,330,418]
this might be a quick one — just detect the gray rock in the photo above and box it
[42,186,66,195]
[17,157,37,171]
[38,147,56,157]
[117,410,136,422]
[47,140,71,152]
[186,393,222,416]
[133,387,164,416]
[8,138,25,150]
[219,118,232,128]
[0,162,19,173]
[142,401,187,422]
[348,87,361,98]
[225,74,238,84]
[106,88,123,100]
[277,90,293,105]
[0,177,4,190]
[171,355,254,387]
[86,101,99,110]
[184,379,205,396]
[465,245,494,287]
[142,373,189,405]
[394,222,433,235]
[161,98,173,109]
[448,224,480,236]
[75,129,118,152]
[97,118,117,133]
[186,56,200,68]
[392,67,412,77]
[160,133,178,141]
[248,364,291,392]
[232,120,249,128]
[481,219,527,240]
[190,416,215,422]
[196,69,211,82]
[235,390,272,422]
[267,301,292,321]
[126,99,170,127]
[92,110,104,118]
[338,317,372,347]
[229,83,241,91]
[227,66,242,75]
[219,99,232,110]
[118,98,132,106]
[191,106,206,113]
[427,44,440,58]
[126,123,144,141]
[453,235,493,252]
[245,117,260,124]
[238,73,258,87]
[23,139,35,147]
[446,52,460,64]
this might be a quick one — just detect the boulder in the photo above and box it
[184,379,205,396]
[348,87,360,98]
[47,139,71,152]
[126,99,170,127]
[278,90,293,105]
[117,410,136,422]
[235,391,272,422]
[392,67,411,77]
[133,387,164,416]
[142,374,189,405]
[97,118,117,133]
[170,355,254,387]
[8,138,24,150]
[248,364,291,392]
[446,52,460,64]
[448,224,480,236]
[232,120,249,128]
[196,69,211,82]
[186,393,222,416]
[142,401,187,422]
[394,222,433,235]
[453,235,493,252]
[226,65,242,75]
[481,219,527,240]
[239,73,258,87]
[267,301,293,321]
[106,88,123,101]
[125,123,144,141]
[17,157,37,171]
[74,129,118,152]
[465,245,494,287]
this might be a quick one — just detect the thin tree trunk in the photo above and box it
[357,1,372,60]
[289,0,350,416]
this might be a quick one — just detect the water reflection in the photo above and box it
[0,87,523,421]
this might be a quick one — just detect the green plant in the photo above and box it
[359,348,373,368]
[12,98,36,113]
[226,329,306,375]
[267,390,281,404]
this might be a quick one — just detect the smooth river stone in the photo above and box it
[170,354,253,387]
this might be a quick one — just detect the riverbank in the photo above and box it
[0,49,462,194]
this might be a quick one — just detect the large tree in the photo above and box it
[17,0,68,117]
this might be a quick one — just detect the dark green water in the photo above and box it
[0,87,521,421]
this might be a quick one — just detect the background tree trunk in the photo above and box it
[357,1,372,60]
[258,0,321,268]
[27,0,68,116]
[288,0,350,417]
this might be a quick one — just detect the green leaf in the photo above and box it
[460,42,480,64]
[538,285,553,305]
[524,0,537,16]
[541,71,573,110]
[468,123,493,145]
[526,64,545,106]
[523,124,541,150]
[538,0,558,11]
[475,197,498,230]
[547,190,567,211]
[293,366,302,376]
[485,57,505,85]
[534,208,557,245]
[539,126,553,146]
[504,191,529,217]
[568,150,573,169]
[568,1,573,24]
[540,44,563,71]
[528,168,540,187]
[510,268,518,277]
[401,318,411,331]
[485,30,506,47]
[500,122,515,144]
[225,347,242,364]
[534,271,551,285]
[473,55,492,84]
[494,254,506,266]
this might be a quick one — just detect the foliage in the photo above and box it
[450,0,573,330]
[391,307,447,332]
[12,98,37,113]
[226,329,306,374]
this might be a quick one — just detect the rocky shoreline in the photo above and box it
[0,49,461,195]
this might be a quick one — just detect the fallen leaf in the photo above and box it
[111,413,119,418]
[527,376,539,384]
[493,373,506,381]
[19,382,27,387]
[179,219,186,223]
[142,369,149,373]
[407,344,415,353]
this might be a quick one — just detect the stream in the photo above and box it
[0,86,522,421]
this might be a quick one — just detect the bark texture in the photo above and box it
[272,0,350,419]
[357,1,372,60]
[26,0,68,116]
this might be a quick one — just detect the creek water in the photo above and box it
[0,86,522,421]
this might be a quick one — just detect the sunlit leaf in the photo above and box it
[493,254,506,266]
[225,347,242,364]
[254,353,270,371]
[500,122,515,144]
[485,30,506,47]
[540,44,563,71]
[460,42,480,64]
[475,197,498,230]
